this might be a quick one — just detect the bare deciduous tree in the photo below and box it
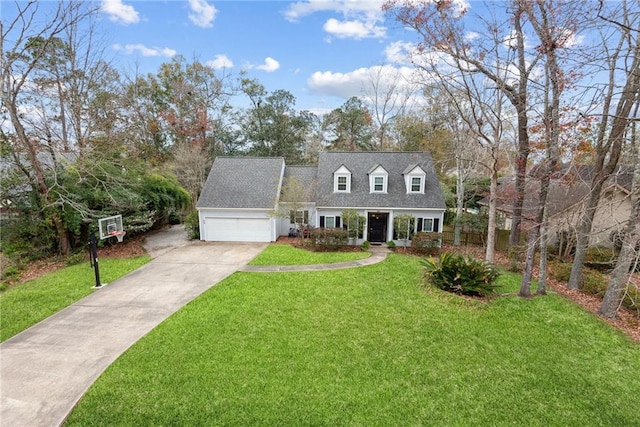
[1,0,99,254]
[567,1,640,290]
[384,0,543,247]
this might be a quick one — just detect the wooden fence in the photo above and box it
[440,229,512,252]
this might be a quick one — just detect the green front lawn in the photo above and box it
[0,256,150,342]
[249,243,370,265]
[66,254,640,426]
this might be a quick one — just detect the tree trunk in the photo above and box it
[599,123,640,318]
[598,222,639,318]
[485,164,498,263]
[454,154,464,246]
[537,221,549,295]
[509,99,529,247]
[508,10,530,247]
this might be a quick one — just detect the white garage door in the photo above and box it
[204,217,272,242]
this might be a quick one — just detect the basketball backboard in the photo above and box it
[98,214,124,241]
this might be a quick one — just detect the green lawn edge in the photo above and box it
[0,256,151,342]
[249,243,371,266]
[65,254,640,426]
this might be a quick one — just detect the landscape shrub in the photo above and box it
[422,252,501,297]
[549,262,609,296]
[386,241,396,250]
[361,241,370,250]
[310,228,348,250]
[65,251,87,266]
[623,284,640,314]
[549,261,573,282]
[184,211,200,240]
[581,270,608,297]
[585,246,616,263]
[412,232,442,256]
[1,266,20,283]
[585,246,617,273]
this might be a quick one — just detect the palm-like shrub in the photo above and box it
[422,252,501,297]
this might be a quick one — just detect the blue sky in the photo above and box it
[0,0,446,114]
[6,1,609,117]
[94,0,422,114]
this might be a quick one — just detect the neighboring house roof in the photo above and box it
[196,157,285,209]
[315,151,446,209]
[281,166,318,203]
[487,178,591,220]
[482,164,635,220]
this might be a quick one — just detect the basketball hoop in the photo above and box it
[109,230,126,243]
[91,214,126,288]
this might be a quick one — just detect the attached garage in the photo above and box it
[203,216,272,243]
[196,157,286,243]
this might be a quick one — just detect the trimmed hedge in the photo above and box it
[309,228,348,251]
[412,232,442,256]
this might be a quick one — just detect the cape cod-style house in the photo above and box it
[196,151,446,244]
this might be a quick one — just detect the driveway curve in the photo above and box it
[0,240,267,427]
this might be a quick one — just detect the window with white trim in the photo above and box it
[405,166,426,194]
[333,165,352,193]
[416,217,439,233]
[319,215,341,228]
[289,209,309,225]
[411,176,422,192]
[373,176,385,192]
[369,165,388,193]
[337,176,348,191]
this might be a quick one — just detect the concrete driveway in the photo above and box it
[0,239,267,427]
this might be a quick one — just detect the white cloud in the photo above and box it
[113,43,177,57]
[558,28,585,48]
[465,31,481,43]
[207,54,233,69]
[285,0,386,40]
[255,57,280,72]
[188,0,217,28]
[384,41,416,65]
[307,65,416,99]
[324,18,385,39]
[101,0,140,25]
[284,0,384,21]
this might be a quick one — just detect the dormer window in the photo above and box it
[334,165,351,193]
[404,165,426,194]
[369,165,388,193]
[411,176,422,192]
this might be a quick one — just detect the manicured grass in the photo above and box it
[0,256,150,342]
[66,254,640,426]
[248,243,370,265]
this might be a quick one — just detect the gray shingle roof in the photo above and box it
[282,166,318,202]
[196,157,285,209]
[315,151,446,209]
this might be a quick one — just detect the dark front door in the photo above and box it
[368,212,388,243]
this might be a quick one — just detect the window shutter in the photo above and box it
[416,218,423,232]
[336,216,341,228]
[320,216,325,227]
[289,210,295,223]
[304,210,309,224]
[433,218,440,233]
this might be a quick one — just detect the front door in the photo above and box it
[368,212,388,243]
